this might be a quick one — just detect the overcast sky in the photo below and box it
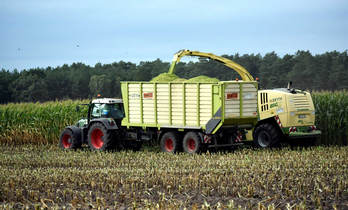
[1,0,347,70]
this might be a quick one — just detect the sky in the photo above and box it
[1,0,348,71]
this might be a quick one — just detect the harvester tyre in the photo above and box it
[88,122,115,151]
[160,132,180,153]
[59,128,82,150]
[183,132,204,154]
[253,123,281,148]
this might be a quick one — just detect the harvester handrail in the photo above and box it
[168,49,254,81]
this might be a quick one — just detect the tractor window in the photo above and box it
[91,103,125,119]
[91,104,102,118]
[103,103,125,119]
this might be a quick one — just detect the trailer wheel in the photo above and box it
[59,128,81,150]
[183,132,203,154]
[88,122,115,151]
[160,132,180,153]
[253,123,281,148]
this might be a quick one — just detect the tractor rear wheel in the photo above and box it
[253,123,281,148]
[88,123,115,151]
[160,132,180,153]
[59,128,82,150]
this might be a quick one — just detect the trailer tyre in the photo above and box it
[183,132,203,154]
[59,128,82,150]
[88,122,115,151]
[253,123,281,148]
[160,132,180,153]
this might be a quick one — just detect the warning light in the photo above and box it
[256,77,259,81]
[97,94,101,98]
[235,78,239,81]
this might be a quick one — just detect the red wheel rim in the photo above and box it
[91,128,104,149]
[62,134,72,148]
[187,138,196,152]
[164,138,174,152]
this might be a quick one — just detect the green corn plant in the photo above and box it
[0,99,89,145]
[312,91,348,145]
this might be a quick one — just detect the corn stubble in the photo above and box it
[0,146,347,209]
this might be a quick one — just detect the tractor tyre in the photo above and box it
[182,132,204,154]
[88,122,115,151]
[160,132,180,153]
[59,128,82,150]
[253,123,281,148]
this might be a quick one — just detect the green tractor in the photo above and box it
[59,98,142,151]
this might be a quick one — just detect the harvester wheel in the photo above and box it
[59,128,82,150]
[253,123,281,148]
[88,122,115,151]
[183,132,203,154]
[160,132,180,153]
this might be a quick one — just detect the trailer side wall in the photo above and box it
[121,81,258,132]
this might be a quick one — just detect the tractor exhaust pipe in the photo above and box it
[287,81,292,90]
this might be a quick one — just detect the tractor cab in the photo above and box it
[89,98,125,120]
[75,98,124,128]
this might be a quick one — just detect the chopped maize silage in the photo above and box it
[186,75,220,83]
[172,78,187,82]
[150,73,219,83]
[150,73,179,82]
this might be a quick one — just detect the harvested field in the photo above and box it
[0,145,347,209]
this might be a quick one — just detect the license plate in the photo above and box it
[298,114,306,119]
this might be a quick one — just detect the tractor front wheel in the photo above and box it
[59,128,81,150]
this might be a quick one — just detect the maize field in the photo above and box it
[0,91,347,145]
[0,100,89,145]
[312,91,348,145]
[0,145,347,209]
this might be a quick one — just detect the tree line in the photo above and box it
[1,50,347,104]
